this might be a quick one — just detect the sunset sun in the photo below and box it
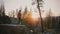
[32,12,40,19]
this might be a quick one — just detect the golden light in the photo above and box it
[23,11,40,25]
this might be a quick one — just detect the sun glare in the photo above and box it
[32,12,40,19]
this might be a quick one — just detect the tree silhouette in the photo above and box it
[46,8,52,28]
[23,6,28,19]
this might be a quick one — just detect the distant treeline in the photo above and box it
[45,16,60,29]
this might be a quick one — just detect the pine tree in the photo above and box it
[23,6,28,19]
[46,8,52,28]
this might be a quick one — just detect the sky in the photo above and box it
[43,0,60,16]
[0,0,60,17]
